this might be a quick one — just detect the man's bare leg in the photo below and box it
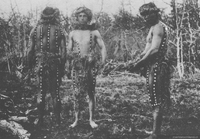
[49,75,60,125]
[70,110,79,128]
[53,97,61,126]
[153,106,162,135]
[37,91,46,127]
[37,74,47,127]
[145,106,162,139]
[89,94,98,128]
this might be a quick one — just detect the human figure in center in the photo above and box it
[68,7,107,128]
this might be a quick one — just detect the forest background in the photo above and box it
[0,0,200,139]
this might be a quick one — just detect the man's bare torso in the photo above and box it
[145,22,164,55]
[72,30,97,57]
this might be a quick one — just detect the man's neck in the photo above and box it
[74,24,90,30]
[73,23,98,31]
[39,19,59,25]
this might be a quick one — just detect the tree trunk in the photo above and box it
[176,0,184,78]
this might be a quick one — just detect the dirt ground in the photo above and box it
[3,73,200,139]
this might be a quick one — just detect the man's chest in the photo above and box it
[73,31,94,44]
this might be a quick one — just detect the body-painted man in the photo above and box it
[27,7,66,126]
[68,7,106,128]
[130,3,171,139]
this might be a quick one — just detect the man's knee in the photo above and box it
[74,100,85,111]
[153,105,162,115]
[74,92,86,110]
[37,90,46,103]
[88,88,95,99]
[54,99,61,112]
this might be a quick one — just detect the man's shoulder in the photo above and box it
[69,30,76,36]
[91,30,99,33]
[152,23,164,35]
[154,22,163,30]
[91,30,101,36]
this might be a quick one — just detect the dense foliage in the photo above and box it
[1,0,200,138]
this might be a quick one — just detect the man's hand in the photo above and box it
[96,60,105,75]
[134,59,145,71]
[127,59,144,73]
[139,53,145,59]
[101,59,106,66]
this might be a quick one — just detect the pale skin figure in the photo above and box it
[134,5,169,138]
[139,22,164,62]
[139,22,164,139]
[68,12,106,128]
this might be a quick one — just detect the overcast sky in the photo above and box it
[0,0,182,18]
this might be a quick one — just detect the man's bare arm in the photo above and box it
[133,25,163,70]
[60,31,67,64]
[140,25,163,61]
[59,31,67,76]
[27,27,36,68]
[94,30,107,64]
[141,43,151,56]
[68,31,73,52]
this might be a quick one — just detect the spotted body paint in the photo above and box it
[28,23,66,125]
[146,23,170,108]
[71,32,98,111]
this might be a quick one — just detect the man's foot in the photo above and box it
[89,120,98,128]
[69,121,78,128]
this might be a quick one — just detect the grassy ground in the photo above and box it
[6,73,200,139]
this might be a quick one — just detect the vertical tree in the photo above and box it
[167,0,200,78]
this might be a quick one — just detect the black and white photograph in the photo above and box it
[0,0,200,139]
